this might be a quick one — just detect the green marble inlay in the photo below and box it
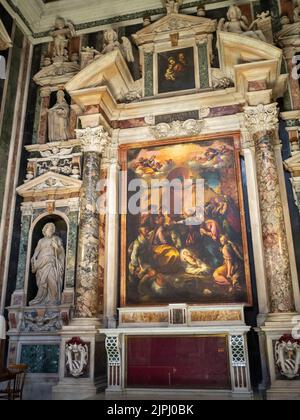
[0,26,24,220]
[16,215,32,290]
[144,52,154,97]
[20,344,60,374]
[198,43,210,89]
[66,211,79,288]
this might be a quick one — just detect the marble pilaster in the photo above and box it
[143,49,154,97]
[244,104,295,314]
[197,40,210,90]
[103,137,120,328]
[15,206,33,292]
[75,126,110,319]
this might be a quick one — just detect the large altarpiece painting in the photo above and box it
[120,134,252,307]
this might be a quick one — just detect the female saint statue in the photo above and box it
[30,223,65,306]
[47,90,70,142]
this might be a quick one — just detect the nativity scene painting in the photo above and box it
[121,137,252,306]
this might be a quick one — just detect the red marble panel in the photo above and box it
[127,336,231,389]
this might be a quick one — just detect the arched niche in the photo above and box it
[27,214,68,306]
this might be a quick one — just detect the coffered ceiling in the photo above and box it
[1,0,257,44]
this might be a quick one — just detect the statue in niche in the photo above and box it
[50,17,76,61]
[30,223,65,306]
[47,90,70,142]
[218,4,266,42]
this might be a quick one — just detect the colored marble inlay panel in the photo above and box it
[65,211,79,288]
[0,26,24,220]
[16,214,32,290]
[121,312,169,324]
[190,310,242,323]
[144,52,154,97]
[198,43,210,89]
[20,344,60,374]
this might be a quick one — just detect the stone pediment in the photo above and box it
[133,13,217,45]
[65,49,135,102]
[0,19,12,51]
[17,172,82,199]
[217,31,287,101]
[33,61,80,87]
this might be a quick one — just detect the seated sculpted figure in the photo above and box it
[30,223,65,306]
[294,0,300,23]
[218,4,266,42]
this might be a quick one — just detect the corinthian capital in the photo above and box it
[76,126,110,154]
[244,103,279,135]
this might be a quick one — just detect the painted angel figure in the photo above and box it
[121,37,135,63]
[30,223,65,306]
[50,17,76,59]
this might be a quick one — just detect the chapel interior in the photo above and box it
[0,0,300,401]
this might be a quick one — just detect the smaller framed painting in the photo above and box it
[157,47,196,94]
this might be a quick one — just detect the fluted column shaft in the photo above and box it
[75,126,109,318]
[244,104,295,313]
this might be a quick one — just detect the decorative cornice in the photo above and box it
[5,0,214,41]
[76,126,110,154]
[244,103,279,135]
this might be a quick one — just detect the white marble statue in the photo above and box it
[50,17,76,61]
[47,90,70,142]
[30,223,65,307]
[218,4,266,42]
[102,29,120,54]
[165,0,182,14]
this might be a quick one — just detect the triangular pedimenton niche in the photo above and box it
[16,171,82,199]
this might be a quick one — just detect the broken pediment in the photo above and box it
[65,49,135,102]
[218,31,282,75]
[284,152,300,177]
[17,172,82,200]
[33,61,80,87]
[133,13,217,45]
[217,31,287,102]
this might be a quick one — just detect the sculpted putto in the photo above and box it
[50,17,76,60]
[30,223,65,306]
[218,5,266,42]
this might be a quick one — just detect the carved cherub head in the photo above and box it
[227,4,242,21]
[55,17,66,30]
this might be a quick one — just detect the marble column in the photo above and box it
[75,126,110,319]
[244,104,295,314]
